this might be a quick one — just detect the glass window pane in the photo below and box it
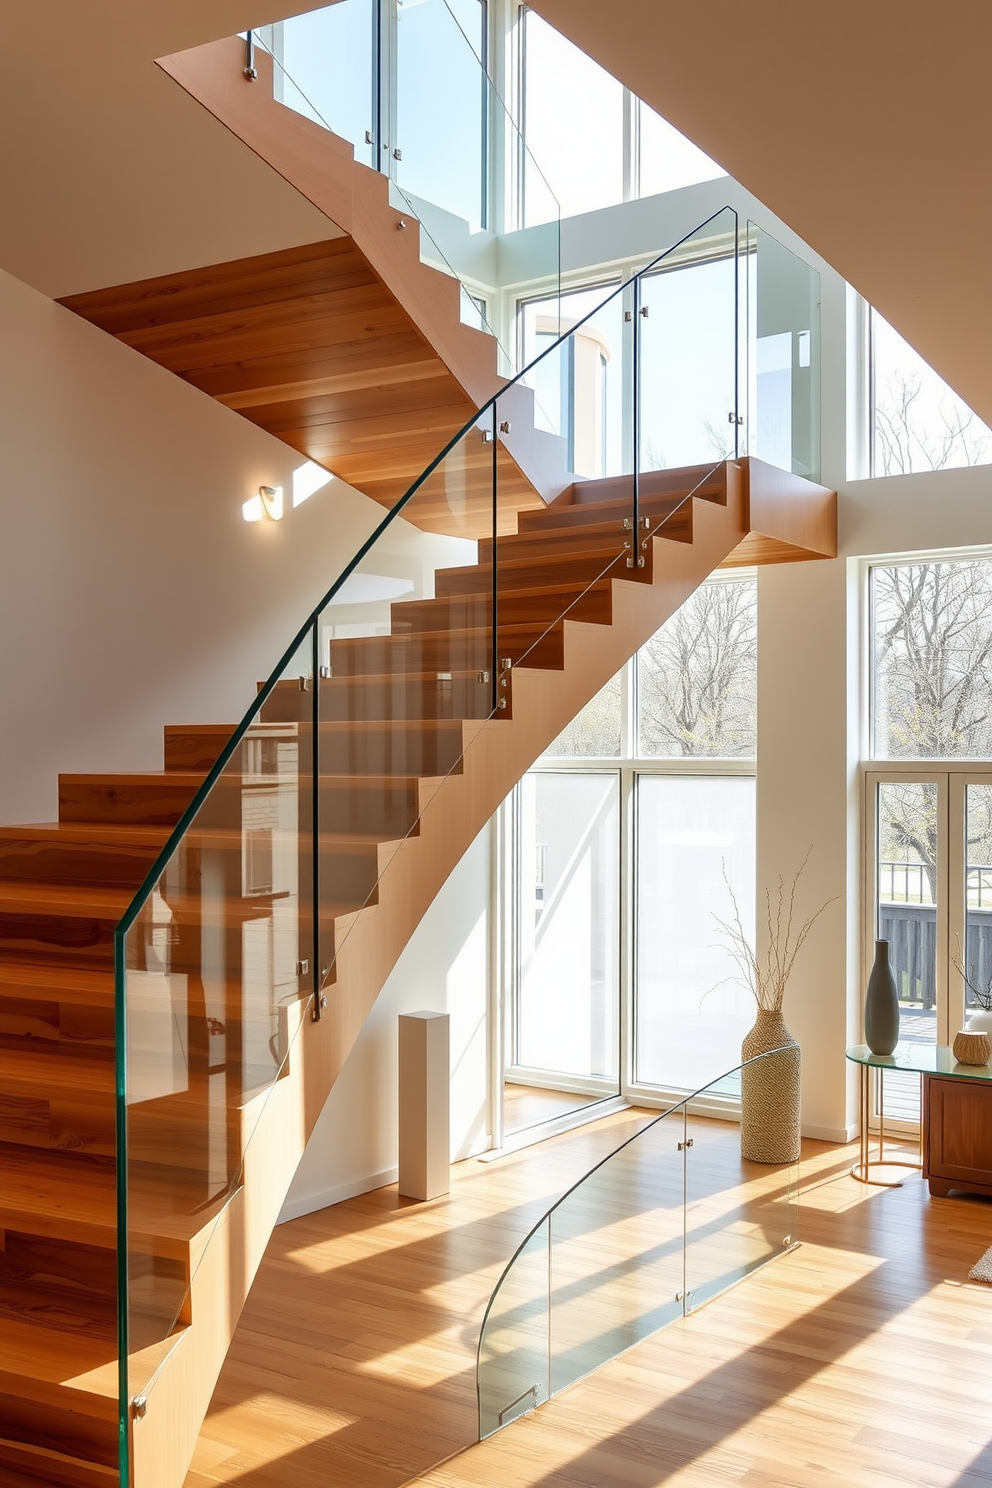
[876,780,938,1122]
[748,224,821,481]
[278,2,375,167]
[522,8,623,222]
[872,310,992,475]
[637,579,756,758]
[871,560,992,760]
[639,253,737,471]
[964,784,992,1017]
[544,672,621,758]
[396,0,486,228]
[634,775,756,1090]
[515,773,620,1082]
[519,284,624,473]
[637,102,726,197]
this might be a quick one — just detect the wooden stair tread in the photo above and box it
[0,1437,118,1488]
[0,961,114,1004]
[0,1044,112,1096]
[0,883,132,917]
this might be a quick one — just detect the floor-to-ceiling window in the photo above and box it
[865,555,992,1123]
[502,574,757,1140]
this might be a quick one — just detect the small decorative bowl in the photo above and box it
[953,1028,992,1065]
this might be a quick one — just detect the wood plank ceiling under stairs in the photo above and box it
[0,456,834,1488]
[58,39,567,539]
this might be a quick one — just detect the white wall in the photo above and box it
[281,822,492,1220]
[0,264,457,824]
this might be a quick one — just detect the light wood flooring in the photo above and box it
[502,1083,612,1135]
[183,1114,992,1488]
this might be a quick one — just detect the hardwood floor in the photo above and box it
[181,1115,992,1488]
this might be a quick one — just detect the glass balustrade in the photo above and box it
[110,206,792,1481]
[477,1049,800,1438]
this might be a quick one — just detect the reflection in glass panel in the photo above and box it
[478,1220,550,1438]
[519,285,623,474]
[635,776,755,1090]
[876,780,938,1121]
[871,560,992,760]
[513,774,620,1111]
[521,7,623,223]
[637,579,756,758]
[749,224,820,480]
[639,252,736,471]
[964,785,992,1019]
[872,310,992,476]
[396,0,487,228]
[544,671,621,758]
[637,102,726,198]
[277,2,375,166]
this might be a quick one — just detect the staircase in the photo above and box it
[0,30,836,1488]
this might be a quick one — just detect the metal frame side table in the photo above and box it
[846,1044,924,1187]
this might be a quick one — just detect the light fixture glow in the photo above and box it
[243,485,284,522]
[292,461,334,507]
[242,493,263,522]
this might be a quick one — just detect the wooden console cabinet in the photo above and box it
[923,1073,992,1198]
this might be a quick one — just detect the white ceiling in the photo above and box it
[529,0,992,426]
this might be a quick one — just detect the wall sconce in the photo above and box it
[243,484,284,522]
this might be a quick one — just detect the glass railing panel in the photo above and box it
[268,2,376,168]
[684,1050,799,1312]
[548,1106,686,1394]
[637,205,739,472]
[121,631,314,1376]
[478,1217,550,1437]
[747,221,821,481]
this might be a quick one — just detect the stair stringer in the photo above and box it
[127,463,751,1487]
[155,36,571,506]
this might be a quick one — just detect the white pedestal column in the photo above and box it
[398,1011,450,1201]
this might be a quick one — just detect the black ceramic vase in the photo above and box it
[864,938,900,1055]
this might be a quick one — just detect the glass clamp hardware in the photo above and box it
[782,1235,793,1248]
[393,147,403,161]
[727,411,744,426]
[500,658,511,671]
[626,555,646,569]
[298,675,312,692]
[497,698,507,710]
[622,517,633,531]
[639,305,649,318]
[319,994,328,1010]
[319,665,332,680]
[478,671,490,684]
[677,1138,694,1151]
[132,1396,148,1420]
[675,1290,695,1304]
[365,131,375,145]
[296,960,309,978]
[498,1384,539,1426]
[436,671,452,682]
[624,309,632,323]
[396,218,407,231]
[642,517,651,529]
[499,420,511,434]
[481,429,494,444]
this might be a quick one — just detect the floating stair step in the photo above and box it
[0,1436,118,1488]
[261,670,497,723]
[58,772,207,827]
[0,824,171,890]
[519,494,696,536]
[0,883,132,967]
[328,620,565,675]
[392,579,614,635]
[434,543,652,598]
[477,518,635,564]
[0,1316,119,1470]
[166,719,469,776]
[0,1043,114,1155]
[0,962,115,1048]
[564,462,725,506]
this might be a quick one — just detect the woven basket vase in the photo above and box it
[741,1009,801,1164]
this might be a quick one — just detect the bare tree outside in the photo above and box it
[545,672,621,757]
[638,577,756,757]
[872,310,992,475]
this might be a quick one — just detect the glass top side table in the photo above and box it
[846,1043,992,1186]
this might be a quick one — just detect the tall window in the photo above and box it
[505,575,756,1135]
[519,5,725,225]
[871,310,992,475]
[867,556,992,1122]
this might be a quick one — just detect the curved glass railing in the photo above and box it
[110,199,824,1479]
[477,1049,800,1437]
[248,2,561,376]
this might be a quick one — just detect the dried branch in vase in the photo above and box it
[712,847,837,1013]
[952,933,992,1011]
